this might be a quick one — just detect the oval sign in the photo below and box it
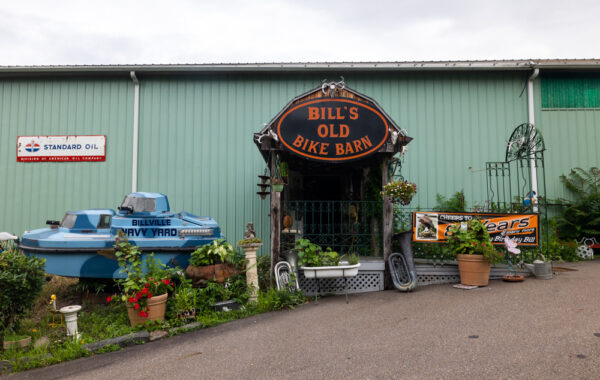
[277,98,389,162]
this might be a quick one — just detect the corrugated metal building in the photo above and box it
[1,60,599,252]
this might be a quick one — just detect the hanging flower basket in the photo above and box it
[381,180,417,205]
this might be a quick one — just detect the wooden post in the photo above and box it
[270,153,281,287]
[381,158,393,289]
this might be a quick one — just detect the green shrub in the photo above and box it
[0,241,46,333]
[190,239,235,267]
[434,191,466,212]
[257,255,271,290]
[195,275,249,311]
[256,288,305,311]
[557,167,600,241]
[295,238,340,267]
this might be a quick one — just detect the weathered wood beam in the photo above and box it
[382,158,393,289]
[269,152,281,287]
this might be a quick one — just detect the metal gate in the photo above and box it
[281,200,382,256]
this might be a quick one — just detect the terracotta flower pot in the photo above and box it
[126,293,168,327]
[456,254,491,286]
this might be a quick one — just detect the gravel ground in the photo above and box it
[9,260,600,380]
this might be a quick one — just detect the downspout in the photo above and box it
[527,66,540,212]
[130,71,140,193]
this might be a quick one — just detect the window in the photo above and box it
[60,213,77,229]
[97,215,112,229]
[542,74,600,109]
[120,196,156,212]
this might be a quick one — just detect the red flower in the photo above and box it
[129,297,135,303]
[145,283,150,288]
[134,303,140,310]
[106,296,112,303]
[132,297,138,303]
[163,279,171,285]
[472,242,476,245]
[139,310,147,317]
[147,293,152,299]
[136,291,142,298]
[142,288,148,294]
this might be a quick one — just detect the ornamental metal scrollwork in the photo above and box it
[321,77,345,97]
[505,123,545,162]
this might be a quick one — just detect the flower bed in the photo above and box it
[1,273,306,374]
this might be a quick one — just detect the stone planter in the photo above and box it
[185,263,240,286]
[126,293,168,327]
[456,254,490,286]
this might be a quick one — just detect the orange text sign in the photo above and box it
[412,212,539,246]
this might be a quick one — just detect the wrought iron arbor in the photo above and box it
[486,123,549,255]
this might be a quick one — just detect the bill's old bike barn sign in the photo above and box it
[277,98,389,162]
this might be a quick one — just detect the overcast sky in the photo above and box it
[0,0,597,66]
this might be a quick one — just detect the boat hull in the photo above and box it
[21,245,196,279]
[20,192,224,279]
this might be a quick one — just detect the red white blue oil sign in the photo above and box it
[17,135,106,162]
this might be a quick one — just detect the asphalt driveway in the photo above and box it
[9,261,600,379]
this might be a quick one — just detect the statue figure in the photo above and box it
[244,222,256,240]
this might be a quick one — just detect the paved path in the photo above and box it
[10,261,600,379]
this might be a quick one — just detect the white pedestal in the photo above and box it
[239,243,262,302]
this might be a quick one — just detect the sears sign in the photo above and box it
[17,135,106,162]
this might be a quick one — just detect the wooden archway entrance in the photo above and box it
[254,79,412,288]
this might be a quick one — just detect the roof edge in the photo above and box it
[1,60,600,75]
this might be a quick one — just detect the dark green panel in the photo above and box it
[541,74,600,108]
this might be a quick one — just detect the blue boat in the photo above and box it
[19,192,223,278]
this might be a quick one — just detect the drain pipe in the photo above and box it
[527,66,539,212]
[130,71,140,193]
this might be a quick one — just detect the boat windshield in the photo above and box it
[97,214,112,229]
[61,213,77,229]
[120,196,156,213]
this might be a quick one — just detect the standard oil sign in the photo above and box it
[277,98,389,162]
[17,135,106,162]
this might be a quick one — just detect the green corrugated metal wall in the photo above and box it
[536,77,600,200]
[0,78,133,234]
[3,70,574,252]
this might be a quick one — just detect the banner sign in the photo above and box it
[413,212,539,246]
[277,98,389,162]
[17,135,106,162]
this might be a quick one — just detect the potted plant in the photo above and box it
[114,234,174,327]
[447,219,503,286]
[502,236,525,282]
[271,178,285,193]
[186,239,240,286]
[279,161,289,181]
[382,179,418,206]
[295,238,360,279]
[385,178,417,239]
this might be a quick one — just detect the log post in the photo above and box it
[270,153,281,287]
[382,158,393,289]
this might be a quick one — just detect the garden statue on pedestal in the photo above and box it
[238,222,263,302]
